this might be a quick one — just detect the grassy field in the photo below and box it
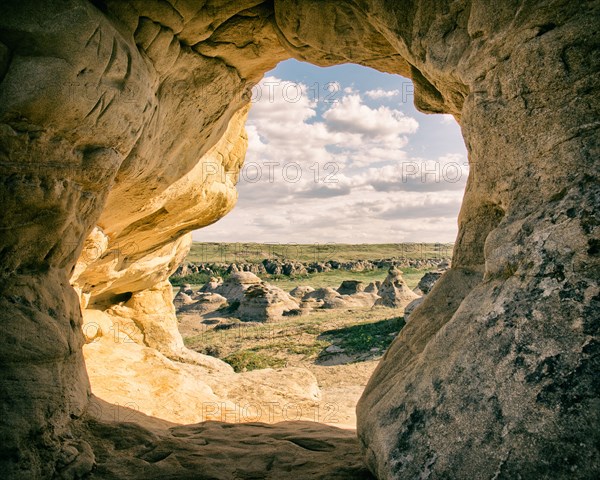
[185,242,453,264]
[182,306,404,373]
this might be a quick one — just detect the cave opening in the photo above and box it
[197,59,468,245]
[76,59,469,440]
[163,59,469,430]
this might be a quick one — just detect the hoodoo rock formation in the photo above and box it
[0,1,598,479]
[374,267,420,309]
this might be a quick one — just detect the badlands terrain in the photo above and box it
[171,242,450,428]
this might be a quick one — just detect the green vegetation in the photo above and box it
[171,242,443,294]
[320,317,405,355]
[264,266,428,291]
[169,272,213,287]
[248,339,330,358]
[183,307,406,370]
[177,242,435,371]
[222,350,286,372]
[185,241,452,264]
[172,266,431,294]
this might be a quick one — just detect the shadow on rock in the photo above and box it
[79,397,374,479]
[315,317,405,365]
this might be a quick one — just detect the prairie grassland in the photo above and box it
[182,306,404,373]
[177,242,439,428]
[185,241,453,264]
[171,266,430,298]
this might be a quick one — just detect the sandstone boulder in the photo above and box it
[83,335,323,425]
[301,287,343,310]
[375,267,420,309]
[263,259,282,275]
[403,297,424,322]
[215,271,262,302]
[406,271,444,320]
[301,287,378,310]
[237,283,299,322]
[282,262,308,276]
[180,292,228,315]
[289,285,315,299]
[173,291,194,308]
[337,280,365,295]
[438,259,451,270]
[173,284,195,307]
[328,292,380,310]
[414,271,443,295]
[199,277,223,293]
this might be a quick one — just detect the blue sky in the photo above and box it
[193,59,468,244]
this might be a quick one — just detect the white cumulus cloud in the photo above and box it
[193,74,466,244]
[323,94,418,140]
[365,88,400,99]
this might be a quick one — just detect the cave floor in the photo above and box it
[80,412,374,479]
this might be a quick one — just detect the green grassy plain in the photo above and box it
[173,243,444,293]
[185,242,453,264]
[172,266,429,292]
[183,306,404,372]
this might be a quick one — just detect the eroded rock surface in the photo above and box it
[81,417,374,480]
[83,330,324,426]
[414,271,443,295]
[404,270,444,321]
[1,1,598,479]
[214,271,263,302]
[290,285,315,299]
[338,280,366,295]
[237,282,300,322]
[299,286,380,311]
[375,267,420,309]
[180,292,228,315]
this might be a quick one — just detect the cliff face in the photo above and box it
[0,1,598,478]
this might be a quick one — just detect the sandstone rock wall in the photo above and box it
[0,1,280,475]
[351,2,600,478]
[0,1,598,478]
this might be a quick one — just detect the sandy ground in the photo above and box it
[179,307,395,430]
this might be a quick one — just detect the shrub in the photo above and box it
[223,350,286,372]
[170,272,212,286]
[195,345,222,357]
[320,316,405,355]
